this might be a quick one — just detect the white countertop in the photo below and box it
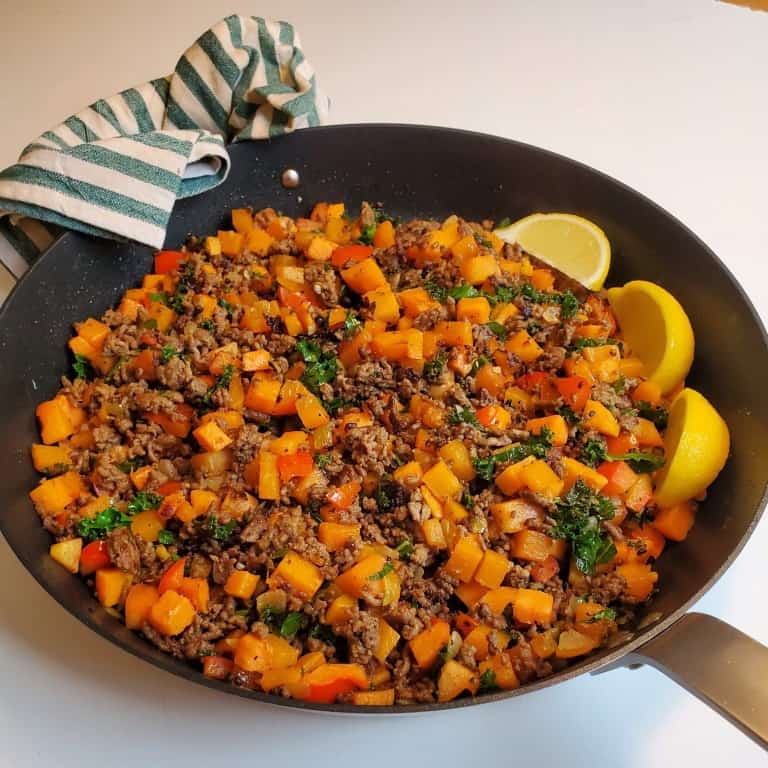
[1,1,766,765]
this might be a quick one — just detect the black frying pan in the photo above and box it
[1,125,766,743]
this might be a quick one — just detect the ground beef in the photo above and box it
[157,355,194,389]
[589,572,627,604]
[304,261,339,306]
[107,527,142,575]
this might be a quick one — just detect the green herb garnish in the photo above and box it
[157,529,175,545]
[314,453,333,469]
[200,319,215,332]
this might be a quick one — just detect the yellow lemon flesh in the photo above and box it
[654,388,730,507]
[606,280,694,394]
[495,213,611,290]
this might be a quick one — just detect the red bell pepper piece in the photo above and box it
[605,432,639,455]
[301,663,368,703]
[325,481,361,511]
[79,540,111,576]
[597,461,639,496]
[154,250,186,275]
[529,555,560,584]
[554,375,591,411]
[516,372,559,402]
[276,451,315,482]
[158,556,187,594]
[157,480,184,496]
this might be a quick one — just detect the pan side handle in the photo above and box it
[602,613,768,749]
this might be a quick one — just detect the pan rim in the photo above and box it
[1,122,766,714]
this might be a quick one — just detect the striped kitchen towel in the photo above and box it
[0,14,327,278]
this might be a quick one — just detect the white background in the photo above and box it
[1,1,766,765]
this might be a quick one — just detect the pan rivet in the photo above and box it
[281,168,300,188]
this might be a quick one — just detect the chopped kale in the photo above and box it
[447,406,481,428]
[368,562,394,581]
[342,312,363,338]
[296,339,339,395]
[580,438,608,468]
[608,451,665,473]
[468,355,490,377]
[586,607,617,623]
[636,401,669,430]
[395,540,415,560]
[203,364,235,404]
[115,457,146,474]
[207,515,237,541]
[423,350,448,381]
[551,479,617,575]
[279,611,307,638]
[218,298,236,316]
[72,354,93,381]
[126,491,162,515]
[357,223,377,245]
[478,668,498,693]
[473,427,553,481]
[485,321,507,341]
[160,345,179,363]
[76,506,132,540]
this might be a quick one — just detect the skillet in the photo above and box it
[0,124,766,743]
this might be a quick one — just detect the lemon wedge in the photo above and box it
[654,388,730,507]
[606,280,694,394]
[495,213,611,290]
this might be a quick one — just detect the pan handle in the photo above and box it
[607,613,768,749]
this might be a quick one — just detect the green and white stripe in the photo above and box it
[0,15,327,261]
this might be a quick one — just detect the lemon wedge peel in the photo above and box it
[654,388,730,508]
[495,213,611,290]
[607,280,695,395]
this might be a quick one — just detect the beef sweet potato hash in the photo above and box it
[29,203,698,705]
